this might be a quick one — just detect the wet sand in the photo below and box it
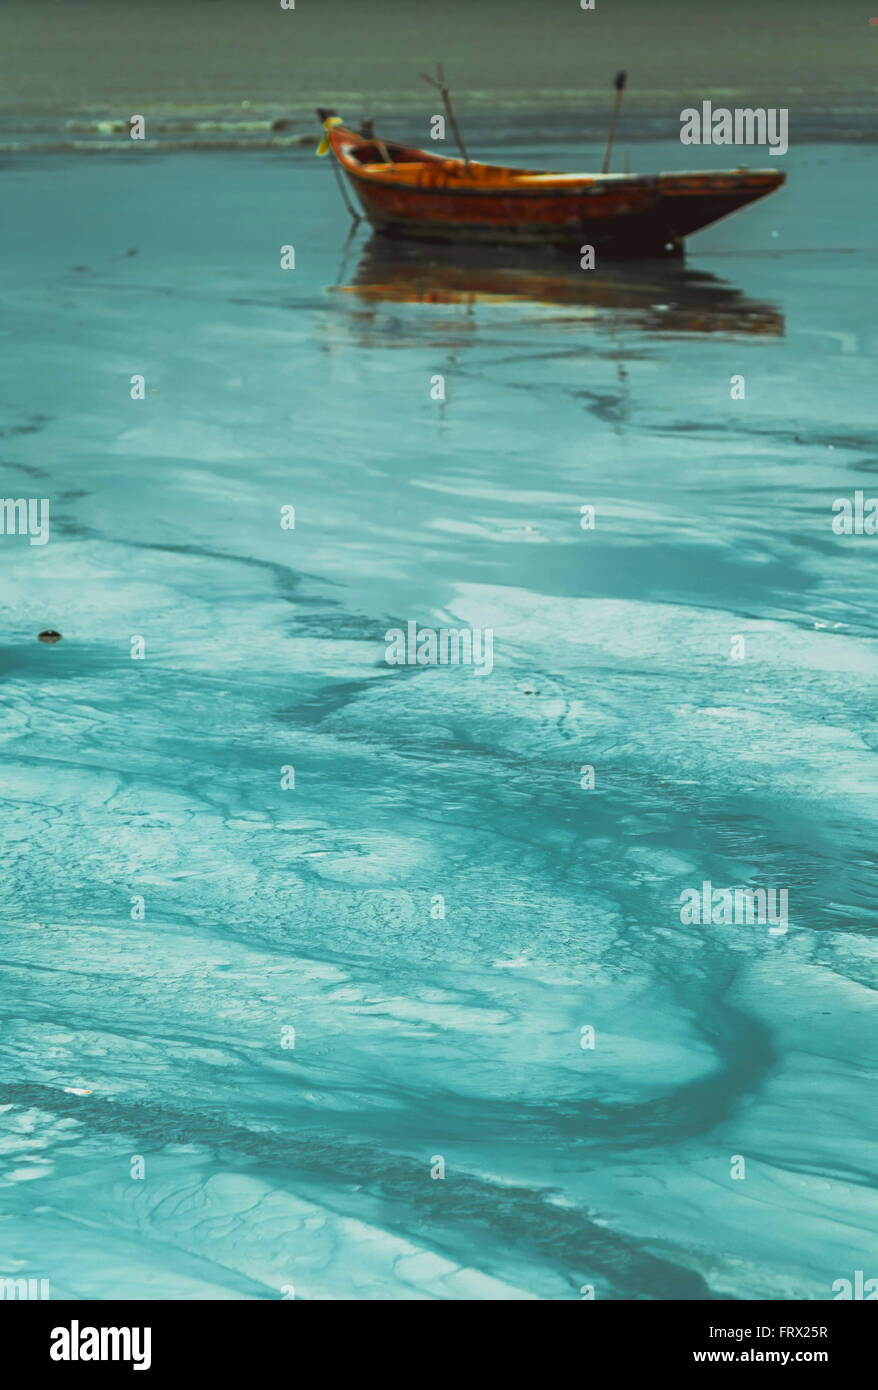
[0,131,876,1297]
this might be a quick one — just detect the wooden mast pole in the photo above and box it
[421,65,472,171]
[602,70,627,176]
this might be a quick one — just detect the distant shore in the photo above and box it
[1,0,874,130]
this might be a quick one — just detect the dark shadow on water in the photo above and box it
[334,234,784,338]
[0,1078,713,1297]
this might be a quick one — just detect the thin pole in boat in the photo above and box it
[602,70,627,175]
[420,64,472,169]
[360,118,394,169]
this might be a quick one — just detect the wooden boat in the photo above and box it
[316,111,785,258]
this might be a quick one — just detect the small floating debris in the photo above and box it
[38,630,62,644]
[63,1086,92,1096]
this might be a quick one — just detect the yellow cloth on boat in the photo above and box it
[316,116,343,156]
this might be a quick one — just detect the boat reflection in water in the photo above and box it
[333,234,784,338]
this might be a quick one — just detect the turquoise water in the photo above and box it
[0,140,876,1299]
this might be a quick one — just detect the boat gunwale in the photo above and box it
[327,127,785,200]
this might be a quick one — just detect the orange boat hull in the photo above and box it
[321,120,785,256]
